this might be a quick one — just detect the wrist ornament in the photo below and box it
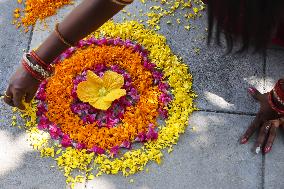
[21,52,52,81]
[268,79,284,115]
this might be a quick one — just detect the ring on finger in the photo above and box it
[265,124,271,131]
[4,92,12,99]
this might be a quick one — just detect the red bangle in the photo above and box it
[22,60,44,81]
[30,50,51,72]
[268,91,284,115]
[274,79,284,101]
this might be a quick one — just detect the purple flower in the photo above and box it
[158,82,170,92]
[152,70,163,82]
[113,38,123,46]
[61,134,72,147]
[135,132,146,142]
[159,93,172,106]
[158,108,169,119]
[110,145,120,156]
[49,124,61,140]
[133,44,142,52]
[97,38,107,45]
[94,64,107,73]
[77,40,88,48]
[90,145,105,154]
[120,141,131,149]
[36,88,46,101]
[143,61,156,71]
[37,115,49,130]
[129,88,139,101]
[146,125,158,141]
[76,143,86,150]
[82,114,96,124]
[36,102,47,116]
[86,37,97,45]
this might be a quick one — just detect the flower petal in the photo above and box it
[91,98,113,110]
[77,81,100,103]
[77,71,103,103]
[86,70,103,85]
[102,70,125,90]
[104,89,126,102]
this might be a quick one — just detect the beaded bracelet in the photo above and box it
[55,23,74,47]
[30,50,50,71]
[22,53,51,78]
[272,79,284,105]
[112,0,133,6]
[268,91,284,115]
[22,60,45,81]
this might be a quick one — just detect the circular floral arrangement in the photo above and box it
[36,37,172,156]
[16,21,196,186]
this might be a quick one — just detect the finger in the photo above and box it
[264,126,277,154]
[25,89,37,103]
[248,87,262,101]
[3,86,14,107]
[279,118,284,129]
[240,114,262,144]
[12,90,26,110]
[255,122,271,154]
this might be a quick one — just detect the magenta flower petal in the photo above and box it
[90,146,105,154]
[61,134,72,147]
[110,145,120,156]
[120,141,131,149]
[76,143,86,150]
[146,125,158,141]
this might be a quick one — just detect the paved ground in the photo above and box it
[1,0,284,189]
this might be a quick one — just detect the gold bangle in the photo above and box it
[54,23,74,47]
[112,0,133,6]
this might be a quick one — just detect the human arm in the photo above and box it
[4,0,133,109]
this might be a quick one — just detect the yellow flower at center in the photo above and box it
[77,70,127,110]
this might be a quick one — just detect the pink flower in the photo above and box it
[61,134,72,147]
[158,82,170,92]
[37,115,49,130]
[135,132,146,142]
[76,143,86,150]
[152,70,163,82]
[82,114,96,124]
[36,102,47,116]
[159,93,172,106]
[110,145,119,156]
[97,38,107,45]
[120,141,131,149]
[49,124,60,140]
[143,61,156,70]
[90,145,105,154]
[146,125,158,141]
[158,108,169,119]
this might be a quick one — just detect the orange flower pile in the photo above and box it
[13,0,73,30]
[45,45,160,149]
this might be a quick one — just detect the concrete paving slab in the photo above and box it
[158,16,264,114]
[263,48,284,189]
[264,49,284,90]
[264,132,284,189]
[0,0,32,94]
[85,111,262,189]
[0,101,66,189]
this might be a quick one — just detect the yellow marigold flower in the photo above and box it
[77,70,126,110]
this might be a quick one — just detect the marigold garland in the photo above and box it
[13,21,197,188]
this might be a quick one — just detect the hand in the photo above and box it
[240,87,284,154]
[4,64,40,110]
